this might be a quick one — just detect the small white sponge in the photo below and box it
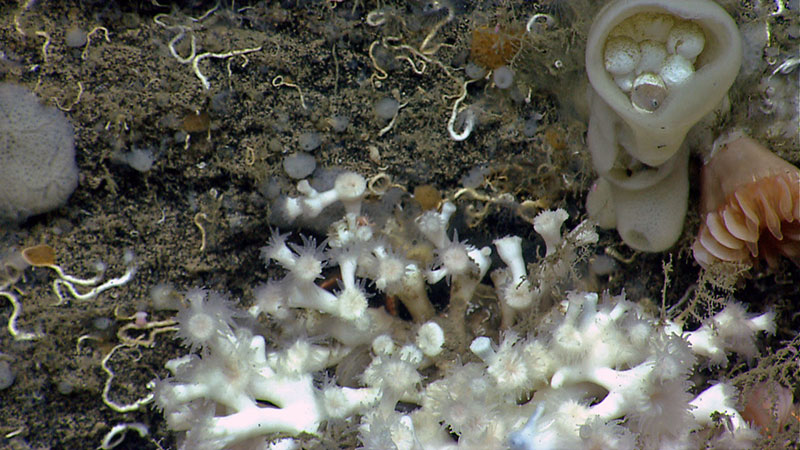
[660,54,695,88]
[604,36,640,75]
[0,83,79,223]
[667,21,705,60]
[636,40,667,74]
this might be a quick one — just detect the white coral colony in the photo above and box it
[585,0,743,252]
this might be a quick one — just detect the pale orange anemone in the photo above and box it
[692,135,800,268]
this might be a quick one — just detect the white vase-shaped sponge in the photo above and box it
[586,0,742,167]
[584,0,742,252]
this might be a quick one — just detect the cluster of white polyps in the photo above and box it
[153,289,381,450]
[371,292,771,450]
[492,209,598,327]
[153,170,774,450]
[502,293,773,450]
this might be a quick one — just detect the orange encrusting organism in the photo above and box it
[692,135,800,268]
[470,24,522,70]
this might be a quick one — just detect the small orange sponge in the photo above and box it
[470,25,522,70]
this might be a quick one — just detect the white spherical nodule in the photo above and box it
[124,148,156,172]
[589,254,618,277]
[374,97,400,120]
[465,62,487,80]
[613,72,634,92]
[493,66,515,89]
[636,40,667,75]
[150,283,182,311]
[667,21,705,61]
[298,131,322,152]
[628,12,675,43]
[65,27,88,48]
[0,361,15,390]
[604,36,640,76]
[328,114,350,132]
[283,152,316,180]
[659,54,695,88]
